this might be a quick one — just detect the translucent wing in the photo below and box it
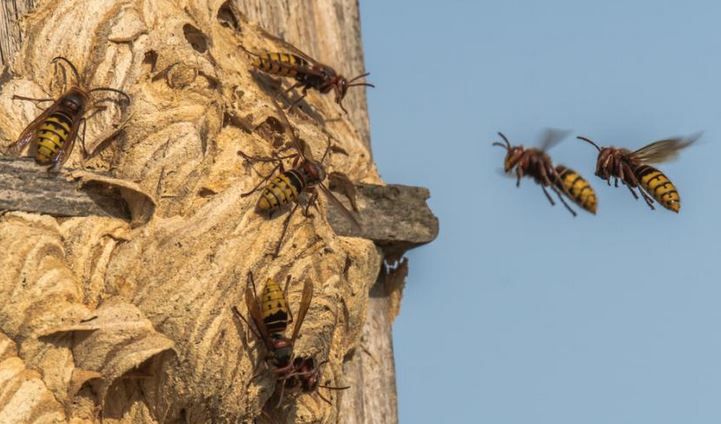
[632,132,701,164]
[267,53,321,76]
[538,128,572,152]
[271,98,313,160]
[51,116,82,170]
[295,138,315,161]
[5,103,57,156]
[241,20,332,77]
[283,53,327,77]
[258,30,328,70]
[290,279,314,344]
[319,184,362,230]
[244,275,272,350]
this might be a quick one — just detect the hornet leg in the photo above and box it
[303,189,319,218]
[79,118,88,158]
[241,163,281,197]
[231,306,262,342]
[552,187,578,217]
[284,275,294,325]
[541,185,556,206]
[538,165,556,206]
[288,88,309,111]
[626,184,640,200]
[274,377,289,408]
[317,391,333,406]
[273,202,300,258]
[626,170,655,210]
[12,95,55,106]
[282,82,302,96]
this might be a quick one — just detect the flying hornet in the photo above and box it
[247,48,374,114]
[4,56,130,172]
[231,272,313,404]
[577,133,701,212]
[494,130,597,216]
[238,101,361,257]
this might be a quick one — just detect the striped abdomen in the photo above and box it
[257,170,305,212]
[34,113,73,164]
[555,166,597,214]
[635,165,680,212]
[252,52,309,78]
[261,278,289,333]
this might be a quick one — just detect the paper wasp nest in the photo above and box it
[0,0,382,422]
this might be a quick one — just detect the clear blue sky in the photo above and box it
[360,1,721,422]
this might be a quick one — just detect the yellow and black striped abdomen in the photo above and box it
[555,166,597,214]
[261,278,289,334]
[257,170,304,212]
[34,114,72,164]
[252,53,309,78]
[636,165,680,212]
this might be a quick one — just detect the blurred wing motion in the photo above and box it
[290,279,314,344]
[632,132,702,164]
[538,128,572,152]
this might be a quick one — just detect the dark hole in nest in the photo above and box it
[183,24,209,53]
[217,0,240,31]
[197,187,217,197]
[342,348,356,363]
[200,71,220,90]
[142,50,158,72]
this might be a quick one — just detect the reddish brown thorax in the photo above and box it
[594,147,636,179]
[58,87,89,115]
[502,146,554,184]
[298,159,326,186]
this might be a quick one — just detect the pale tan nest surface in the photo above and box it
[0,1,382,422]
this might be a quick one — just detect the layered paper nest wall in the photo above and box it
[0,0,382,422]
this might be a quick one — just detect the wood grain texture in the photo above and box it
[0,1,434,423]
[329,183,439,255]
[233,0,372,149]
[0,157,157,226]
[0,0,35,66]
[339,279,400,424]
[0,157,437,250]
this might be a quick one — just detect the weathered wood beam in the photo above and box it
[0,157,126,218]
[0,157,438,251]
[0,157,154,226]
[328,183,439,255]
[0,0,36,67]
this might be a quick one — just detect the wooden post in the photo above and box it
[0,0,36,66]
[0,2,438,423]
